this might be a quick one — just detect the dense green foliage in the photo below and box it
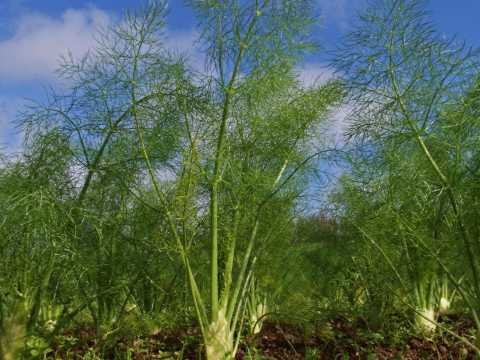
[0,0,479,358]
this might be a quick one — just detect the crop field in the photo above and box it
[0,1,479,359]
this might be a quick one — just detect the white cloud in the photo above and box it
[0,6,208,82]
[297,63,349,147]
[0,6,111,82]
[0,6,205,155]
[326,103,352,145]
[307,102,351,152]
[298,62,336,87]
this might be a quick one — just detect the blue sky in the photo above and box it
[0,0,479,154]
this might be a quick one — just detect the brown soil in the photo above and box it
[47,314,479,359]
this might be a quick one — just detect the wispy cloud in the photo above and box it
[297,62,351,148]
[326,103,352,145]
[0,6,206,83]
[0,6,202,154]
[0,6,111,82]
[298,62,336,87]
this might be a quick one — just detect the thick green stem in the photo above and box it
[227,220,259,323]
[209,9,259,321]
[221,206,240,309]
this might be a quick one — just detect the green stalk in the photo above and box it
[226,220,259,323]
[231,260,256,334]
[209,8,259,321]
[220,206,240,309]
